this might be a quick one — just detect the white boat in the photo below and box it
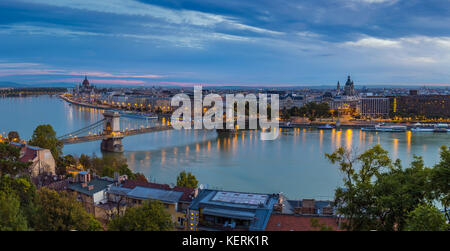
[433,124,449,133]
[411,124,435,132]
[375,123,407,132]
[361,127,377,131]
[317,124,334,130]
[411,127,434,132]
[411,123,448,133]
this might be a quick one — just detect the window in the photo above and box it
[178,217,185,226]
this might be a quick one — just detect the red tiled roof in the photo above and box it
[265,214,343,231]
[122,180,170,190]
[20,147,38,162]
[10,144,38,163]
[121,180,195,202]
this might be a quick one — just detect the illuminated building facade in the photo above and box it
[389,95,450,119]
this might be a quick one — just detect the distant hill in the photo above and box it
[0,81,27,88]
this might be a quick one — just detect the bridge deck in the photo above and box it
[60,126,173,144]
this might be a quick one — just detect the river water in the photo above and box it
[1,95,448,199]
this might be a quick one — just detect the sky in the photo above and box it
[1,0,450,87]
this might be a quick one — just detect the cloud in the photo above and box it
[43,78,147,85]
[0,61,165,78]
[18,0,282,36]
[340,35,450,71]
[0,24,253,49]
[354,0,396,3]
[344,37,401,48]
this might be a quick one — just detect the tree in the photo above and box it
[34,188,102,231]
[405,203,447,231]
[91,154,136,179]
[325,145,394,230]
[79,154,92,170]
[325,145,434,231]
[0,143,30,177]
[0,191,28,231]
[176,171,198,188]
[373,156,432,231]
[134,173,148,182]
[310,218,334,231]
[108,200,173,231]
[7,131,20,142]
[430,145,450,222]
[0,175,37,227]
[28,124,63,160]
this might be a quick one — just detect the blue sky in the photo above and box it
[1,0,450,87]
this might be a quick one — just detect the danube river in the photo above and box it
[1,95,449,199]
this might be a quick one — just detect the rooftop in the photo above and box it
[265,214,343,231]
[189,189,279,231]
[121,180,196,202]
[68,178,113,196]
[126,186,184,204]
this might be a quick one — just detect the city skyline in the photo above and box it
[1,0,450,87]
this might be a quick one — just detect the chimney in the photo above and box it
[114,172,119,182]
[193,188,199,198]
[88,185,94,191]
[301,199,316,215]
[278,194,284,205]
[81,183,88,188]
[322,206,334,216]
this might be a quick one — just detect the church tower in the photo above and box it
[344,75,355,96]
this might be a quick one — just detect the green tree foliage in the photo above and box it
[176,171,198,188]
[326,145,435,231]
[58,153,143,180]
[282,102,331,120]
[134,173,148,182]
[7,131,20,142]
[373,156,432,230]
[34,188,102,231]
[55,154,82,177]
[0,191,28,231]
[430,146,450,222]
[90,154,136,179]
[405,203,447,231]
[0,176,37,227]
[55,154,77,175]
[108,200,173,231]
[0,143,30,177]
[78,154,92,170]
[28,124,63,160]
[310,218,334,231]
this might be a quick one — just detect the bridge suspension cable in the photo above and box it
[57,119,105,140]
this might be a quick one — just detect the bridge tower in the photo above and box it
[100,111,124,152]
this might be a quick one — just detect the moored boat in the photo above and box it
[361,127,377,131]
[116,110,158,119]
[374,123,407,132]
[317,124,334,130]
[433,123,449,133]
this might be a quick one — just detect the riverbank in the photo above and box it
[59,94,112,110]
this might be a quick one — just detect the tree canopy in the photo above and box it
[430,145,450,222]
[405,203,448,231]
[7,131,20,142]
[0,191,28,231]
[326,144,447,231]
[34,188,103,231]
[108,200,173,231]
[28,124,63,160]
[0,143,30,177]
[176,171,198,188]
[282,102,332,120]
